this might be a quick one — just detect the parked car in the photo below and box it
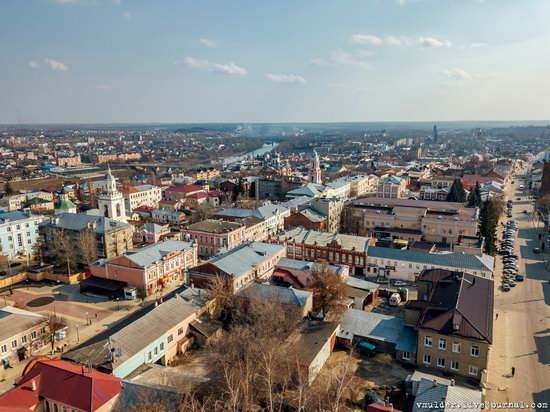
[0,271,6,276]
[364,391,384,406]
[9,262,22,268]
[356,341,377,357]
[502,284,511,291]
[515,274,525,281]
[533,247,541,253]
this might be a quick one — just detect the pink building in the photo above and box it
[91,239,198,295]
[164,184,206,202]
[181,219,245,258]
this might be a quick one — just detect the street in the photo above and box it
[486,164,550,410]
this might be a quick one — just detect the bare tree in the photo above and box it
[55,230,77,274]
[206,277,235,323]
[310,263,348,320]
[43,313,67,354]
[78,230,98,270]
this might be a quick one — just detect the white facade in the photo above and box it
[123,184,162,211]
[97,167,127,223]
[0,210,45,258]
[308,150,322,184]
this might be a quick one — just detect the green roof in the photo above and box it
[55,199,76,210]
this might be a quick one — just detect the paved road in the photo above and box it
[486,165,550,410]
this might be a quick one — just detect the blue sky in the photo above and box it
[1,0,549,123]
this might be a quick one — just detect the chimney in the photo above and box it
[30,379,37,391]
[450,379,455,386]
[433,379,438,388]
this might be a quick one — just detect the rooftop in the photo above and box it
[186,219,244,234]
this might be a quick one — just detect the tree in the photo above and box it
[43,313,67,354]
[206,277,235,324]
[446,178,466,203]
[48,230,77,274]
[78,230,98,270]
[4,182,14,196]
[310,263,347,319]
[479,198,501,255]
[467,181,482,207]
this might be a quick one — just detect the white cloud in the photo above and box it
[350,34,402,46]
[419,37,452,49]
[176,56,247,75]
[122,11,131,20]
[29,61,40,69]
[95,84,112,90]
[461,42,488,49]
[44,58,69,72]
[199,38,222,48]
[311,49,371,69]
[266,74,306,83]
[440,68,472,80]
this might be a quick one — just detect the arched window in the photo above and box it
[116,203,121,217]
[103,204,109,217]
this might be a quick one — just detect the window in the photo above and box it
[452,342,461,353]
[471,346,480,357]
[451,361,459,371]
[438,339,447,351]
[31,331,36,340]
[167,334,173,343]
[1,345,7,354]
[437,358,446,368]
[160,342,164,351]
[423,354,431,364]
[11,340,17,349]
[21,335,27,344]
[147,351,152,361]
[469,365,478,376]
[424,336,433,347]
[154,347,158,355]
[178,327,184,335]
[402,352,411,361]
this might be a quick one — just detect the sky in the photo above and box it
[0,0,549,124]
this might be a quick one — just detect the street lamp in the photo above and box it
[76,324,79,343]
[85,312,89,325]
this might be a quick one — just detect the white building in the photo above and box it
[0,210,45,258]
[325,179,351,201]
[122,184,162,211]
[97,167,127,223]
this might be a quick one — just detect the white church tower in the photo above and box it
[309,149,322,184]
[97,166,127,223]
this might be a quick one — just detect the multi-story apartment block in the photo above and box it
[56,154,81,168]
[309,197,344,233]
[91,239,198,295]
[122,184,162,211]
[151,209,186,225]
[187,168,221,181]
[92,153,141,164]
[214,203,290,240]
[343,197,478,245]
[0,210,45,258]
[325,179,351,201]
[405,269,493,382]
[181,219,246,257]
[0,191,54,212]
[39,213,134,261]
[0,307,48,367]
[377,175,407,198]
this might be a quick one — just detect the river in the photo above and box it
[223,142,279,165]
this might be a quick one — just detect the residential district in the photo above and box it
[0,123,548,411]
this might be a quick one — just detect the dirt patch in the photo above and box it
[26,296,55,307]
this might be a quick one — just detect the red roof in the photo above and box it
[121,186,139,194]
[189,192,208,199]
[208,190,224,197]
[133,205,154,213]
[165,184,203,194]
[0,359,122,411]
[461,174,503,190]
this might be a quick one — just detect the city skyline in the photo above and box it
[1,0,549,123]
